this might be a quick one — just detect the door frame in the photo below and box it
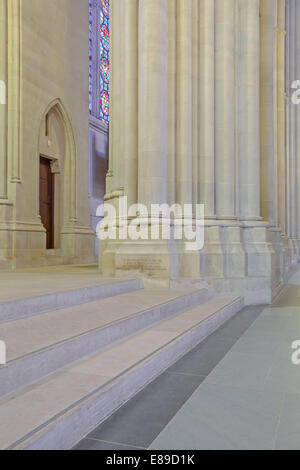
[39,155,55,249]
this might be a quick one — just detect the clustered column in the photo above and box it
[138,0,168,209]
[104,0,295,288]
[214,0,236,220]
[238,0,261,221]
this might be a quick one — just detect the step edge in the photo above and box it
[0,279,143,324]
[6,296,244,450]
[0,289,209,399]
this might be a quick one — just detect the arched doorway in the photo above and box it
[38,99,77,251]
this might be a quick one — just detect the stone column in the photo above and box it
[0,0,7,199]
[238,0,277,284]
[260,0,276,225]
[138,0,168,207]
[192,0,199,208]
[295,0,300,251]
[106,0,123,197]
[175,0,201,278]
[277,0,286,234]
[110,0,177,280]
[276,0,290,269]
[238,0,261,221]
[122,0,138,208]
[199,0,215,218]
[198,0,223,279]
[167,0,177,206]
[176,0,193,206]
[287,0,298,258]
[215,0,236,220]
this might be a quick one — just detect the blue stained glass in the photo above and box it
[89,0,110,123]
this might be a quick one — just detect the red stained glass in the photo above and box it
[89,0,110,123]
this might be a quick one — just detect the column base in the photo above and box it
[102,239,179,281]
[98,221,294,305]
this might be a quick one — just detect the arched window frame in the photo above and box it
[89,0,110,123]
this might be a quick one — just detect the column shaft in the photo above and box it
[288,0,297,239]
[260,0,276,225]
[215,0,236,219]
[295,0,300,239]
[138,0,168,207]
[167,0,177,206]
[277,0,286,233]
[199,0,215,217]
[122,0,138,207]
[192,0,199,208]
[176,0,193,206]
[107,0,123,193]
[238,0,261,220]
[0,0,7,199]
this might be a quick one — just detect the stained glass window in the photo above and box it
[89,0,110,123]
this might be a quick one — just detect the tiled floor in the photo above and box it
[150,271,300,450]
[75,269,300,450]
[74,305,264,450]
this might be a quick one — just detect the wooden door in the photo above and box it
[40,157,54,249]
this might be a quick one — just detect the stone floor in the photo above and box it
[75,268,300,450]
[0,265,116,303]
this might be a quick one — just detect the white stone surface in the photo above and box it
[0,294,243,450]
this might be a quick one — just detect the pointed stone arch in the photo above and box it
[38,98,77,225]
[37,99,79,252]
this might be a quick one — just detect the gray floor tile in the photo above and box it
[230,329,283,357]
[74,438,144,450]
[73,305,266,450]
[206,350,274,391]
[264,356,300,394]
[275,392,300,450]
[273,285,300,307]
[150,383,283,450]
[168,336,237,377]
[208,306,265,341]
[87,371,205,449]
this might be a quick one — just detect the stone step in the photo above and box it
[0,295,244,450]
[0,278,143,323]
[0,288,209,398]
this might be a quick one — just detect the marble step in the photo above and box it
[0,295,244,450]
[0,288,209,398]
[0,278,143,323]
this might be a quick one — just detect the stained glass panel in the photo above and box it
[89,0,110,123]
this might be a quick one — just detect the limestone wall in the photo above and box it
[0,0,95,268]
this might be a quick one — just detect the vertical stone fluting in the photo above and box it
[176,0,193,207]
[0,0,7,199]
[199,0,215,218]
[106,0,122,195]
[167,0,177,206]
[277,0,286,234]
[287,0,297,247]
[290,0,297,244]
[7,0,21,184]
[238,0,261,221]
[285,0,291,240]
[103,0,294,294]
[122,0,138,208]
[215,0,236,219]
[260,0,276,225]
[295,0,300,247]
[138,0,168,208]
[192,0,199,209]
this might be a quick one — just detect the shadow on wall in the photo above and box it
[89,118,109,257]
